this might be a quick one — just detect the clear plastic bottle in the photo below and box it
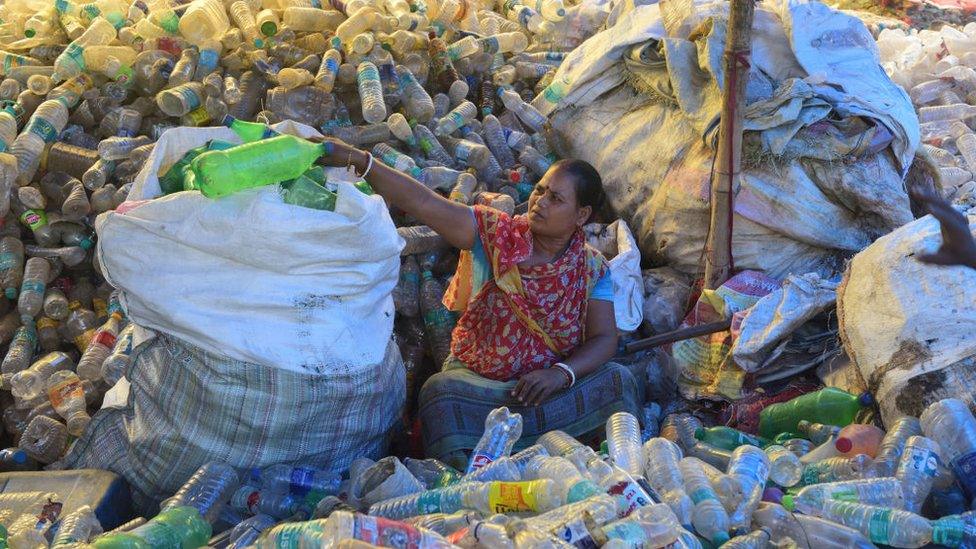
[523,455,601,503]
[523,494,617,545]
[814,500,932,548]
[764,444,802,487]
[463,455,522,483]
[467,406,523,474]
[250,464,342,499]
[895,435,942,514]
[64,301,98,352]
[785,477,905,514]
[606,412,643,479]
[448,172,477,204]
[678,457,730,544]
[11,351,72,401]
[161,462,240,524]
[76,312,123,382]
[800,454,877,486]
[920,399,976,501]
[875,417,922,478]
[18,257,49,319]
[356,61,387,124]
[45,370,89,437]
[83,159,115,190]
[373,143,421,176]
[282,7,345,31]
[419,268,455,367]
[687,442,732,470]
[314,49,343,92]
[1,320,37,384]
[96,135,152,162]
[156,82,206,117]
[800,435,843,464]
[434,100,477,137]
[102,323,134,386]
[798,420,841,446]
[0,237,24,300]
[393,256,421,317]
[12,100,69,184]
[642,438,693,526]
[19,415,67,464]
[60,180,92,221]
[230,485,306,519]
[36,317,61,353]
[753,502,873,548]
[228,514,276,548]
[482,114,517,170]
[497,87,546,132]
[724,445,769,532]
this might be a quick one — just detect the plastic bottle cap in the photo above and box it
[835,437,853,453]
[781,494,795,511]
[4,288,15,300]
[694,427,705,440]
[712,532,730,545]
[858,392,874,407]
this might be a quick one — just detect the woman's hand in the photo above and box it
[910,186,976,269]
[309,136,368,168]
[511,368,568,407]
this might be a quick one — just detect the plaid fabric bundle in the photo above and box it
[59,330,404,513]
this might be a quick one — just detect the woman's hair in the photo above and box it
[552,158,604,211]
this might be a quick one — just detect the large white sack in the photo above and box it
[838,208,976,425]
[96,121,403,373]
[585,219,644,331]
[546,0,917,279]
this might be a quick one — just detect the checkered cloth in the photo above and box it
[59,329,404,514]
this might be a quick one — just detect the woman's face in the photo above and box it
[526,167,592,239]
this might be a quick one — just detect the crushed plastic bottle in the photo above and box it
[467,407,523,474]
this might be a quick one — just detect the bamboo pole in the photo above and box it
[703,0,756,290]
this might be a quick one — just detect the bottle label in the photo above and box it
[353,515,422,546]
[867,508,892,543]
[951,452,976,498]
[481,37,500,53]
[289,467,315,496]
[606,479,651,518]
[543,80,567,105]
[74,328,96,353]
[48,377,83,409]
[20,210,47,231]
[416,489,444,513]
[488,481,539,513]
[325,58,340,75]
[93,298,108,319]
[14,324,37,347]
[28,117,59,143]
[198,50,219,74]
[903,446,939,478]
[37,317,59,330]
[553,518,599,549]
[0,252,14,270]
[92,330,117,349]
[55,0,70,13]
[831,487,859,502]
[186,107,211,126]
[687,487,714,505]
[21,280,44,296]
[424,308,455,329]
[179,86,202,111]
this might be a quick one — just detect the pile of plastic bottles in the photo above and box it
[0,0,600,442]
[877,22,976,205]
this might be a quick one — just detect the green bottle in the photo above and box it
[159,145,209,195]
[303,165,327,185]
[283,175,337,211]
[90,507,211,549]
[773,431,804,444]
[694,426,770,451]
[758,387,873,439]
[221,115,278,143]
[191,135,332,199]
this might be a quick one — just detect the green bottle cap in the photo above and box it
[781,494,795,511]
[4,288,15,300]
[694,427,705,440]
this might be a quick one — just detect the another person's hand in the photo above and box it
[511,368,568,407]
[910,186,976,269]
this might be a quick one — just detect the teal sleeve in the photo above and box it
[590,271,613,302]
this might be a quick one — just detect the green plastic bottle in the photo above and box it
[758,388,873,439]
[90,507,211,549]
[773,432,804,444]
[159,145,209,195]
[694,426,770,450]
[221,115,278,143]
[191,135,332,199]
[283,175,337,211]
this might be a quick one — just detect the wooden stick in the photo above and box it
[624,318,733,354]
[703,0,756,290]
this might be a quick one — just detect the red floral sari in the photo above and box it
[443,206,609,381]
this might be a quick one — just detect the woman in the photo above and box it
[318,138,642,465]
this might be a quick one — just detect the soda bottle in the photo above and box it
[191,135,330,199]
[46,370,89,437]
[798,420,842,446]
[896,435,942,514]
[283,176,337,212]
[76,311,124,381]
[642,438,693,527]
[91,506,211,549]
[875,417,922,477]
[250,464,342,499]
[393,256,421,317]
[835,423,885,458]
[678,457,730,544]
[0,448,38,472]
[695,426,770,451]
[920,399,976,502]
[467,406,523,474]
[19,415,67,464]
[11,351,73,401]
[764,444,802,487]
[606,412,643,479]
[0,237,24,300]
[160,462,240,524]
[759,388,872,439]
